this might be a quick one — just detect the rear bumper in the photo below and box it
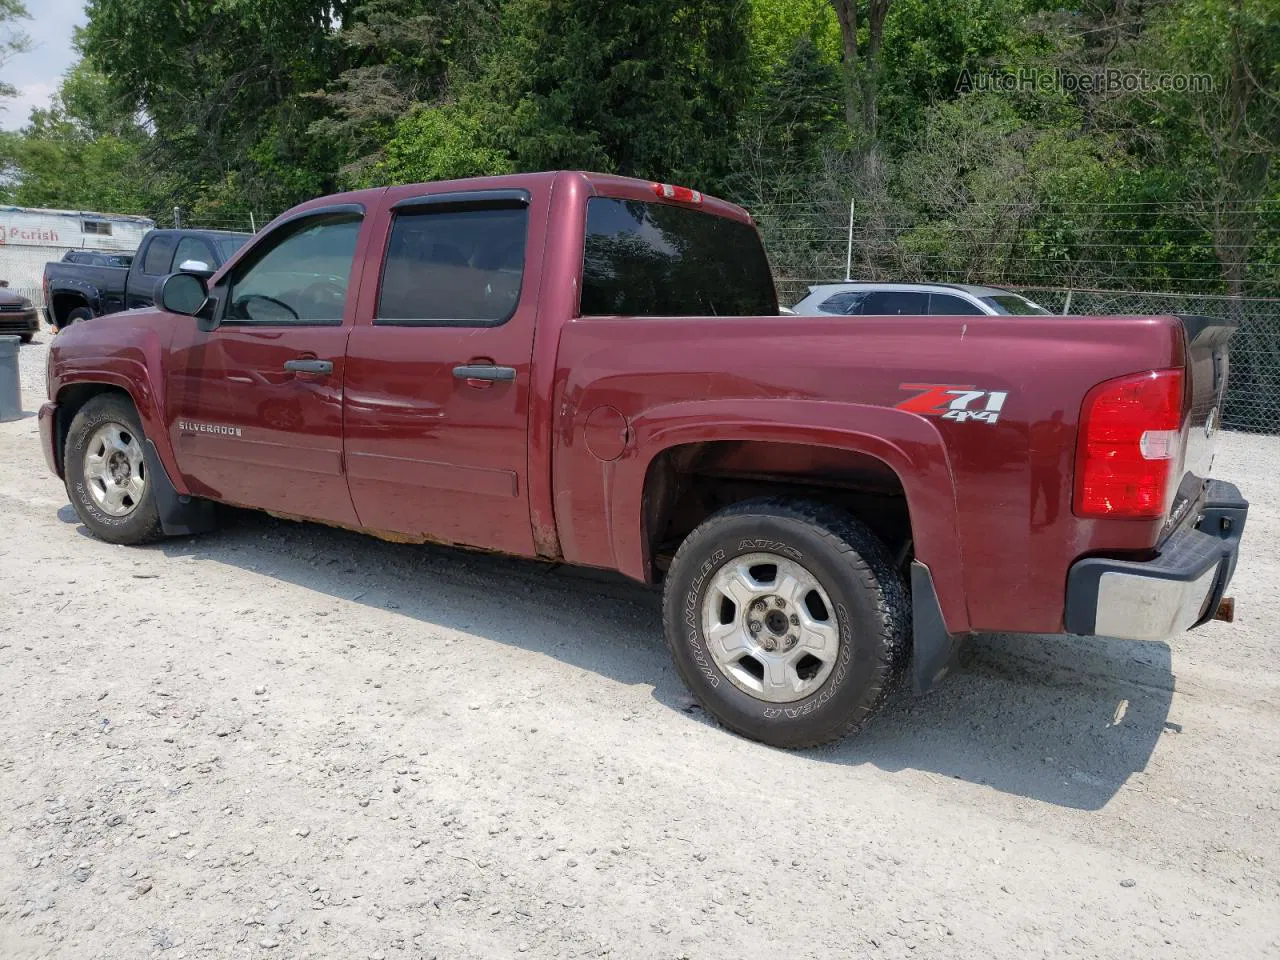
[1065,480,1248,641]
[38,401,60,478]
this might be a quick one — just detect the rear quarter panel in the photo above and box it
[553,313,1187,635]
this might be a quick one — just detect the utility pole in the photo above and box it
[844,198,855,282]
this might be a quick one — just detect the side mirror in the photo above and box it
[178,259,214,279]
[159,272,209,317]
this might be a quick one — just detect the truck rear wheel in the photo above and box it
[662,498,909,748]
[63,394,164,545]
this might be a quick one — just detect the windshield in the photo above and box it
[982,294,1052,315]
[216,236,250,262]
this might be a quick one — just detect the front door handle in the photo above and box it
[453,364,516,383]
[284,358,333,375]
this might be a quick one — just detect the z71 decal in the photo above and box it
[896,383,1009,425]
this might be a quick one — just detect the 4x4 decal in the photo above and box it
[896,383,1008,425]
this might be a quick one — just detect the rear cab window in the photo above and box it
[173,237,214,270]
[580,197,777,317]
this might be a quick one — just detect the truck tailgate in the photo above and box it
[1173,314,1238,525]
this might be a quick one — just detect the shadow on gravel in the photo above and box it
[819,633,1174,810]
[60,503,1172,811]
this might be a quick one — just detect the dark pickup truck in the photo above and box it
[39,171,1249,748]
[43,228,250,330]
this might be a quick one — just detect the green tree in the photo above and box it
[827,0,892,137]
[1141,0,1279,295]
[474,0,753,186]
[309,0,500,184]
[0,0,29,104]
[0,61,166,215]
[366,103,513,186]
[79,0,349,217]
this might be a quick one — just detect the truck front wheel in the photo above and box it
[63,394,164,545]
[662,499,909,748]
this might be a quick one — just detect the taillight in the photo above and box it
[1074,368,1185,519]
[651,182,702,204]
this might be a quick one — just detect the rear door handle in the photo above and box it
[284,358,333,375]
[453,364,516,382]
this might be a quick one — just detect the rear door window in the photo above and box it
[861,291,929,315]
[580,198,777,317]
[142,236,177,276]
[928,294,985,315]
[376,205,528,325]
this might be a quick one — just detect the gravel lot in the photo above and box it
[2,331,1278,960]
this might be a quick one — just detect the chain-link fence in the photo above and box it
[777,278,1279,434]
[163,208,270,236]
[1011,288,1279,433]
[766,193,1279,435]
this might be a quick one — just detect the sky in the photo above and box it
[2,0,87,131]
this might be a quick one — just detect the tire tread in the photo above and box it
[64,394,164,545]
[662,497,910,748]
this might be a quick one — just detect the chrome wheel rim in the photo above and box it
[82,421,147,517]
[701,553,841,703]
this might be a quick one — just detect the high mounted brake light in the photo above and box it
[1074,368,1186,519]
[651,182,702,204]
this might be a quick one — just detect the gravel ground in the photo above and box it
[2,331,1279,960]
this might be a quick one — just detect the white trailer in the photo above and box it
[0,206,154,305]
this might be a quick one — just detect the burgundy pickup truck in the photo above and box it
[40,171,1248,747]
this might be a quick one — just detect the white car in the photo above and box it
[791,282,1053,317]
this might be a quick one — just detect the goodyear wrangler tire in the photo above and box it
[64,394,164,545]
[662,498,909,748]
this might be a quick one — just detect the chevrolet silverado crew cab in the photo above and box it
[39,172,1248,748]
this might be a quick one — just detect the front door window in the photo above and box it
[225,214,361,324]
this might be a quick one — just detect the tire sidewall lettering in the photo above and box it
[66,404,152,534]
[735,539,802,561]
[759,600,855,720]
[683,548,726,688]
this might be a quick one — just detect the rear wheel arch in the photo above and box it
[607,401,971,636]
[640,439,916,583]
